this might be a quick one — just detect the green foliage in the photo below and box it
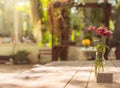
[38,33,52,47]
[70,8,84,41]
[95,58,104,77]
[83,33,92,41]
[94,43,108,77]
[70,8,85,31]
[39,0,51,46]
[95,43,107,53]
[90,8,104,26]
[15,1,30,14]
[109,20,115,31]
[115,1,120,9]
[47,34,52,47]
[14,50,29,57]
[70,30,75,42]
[39,0,49,23]
[94,45,105,76]
[41,30,49,44]
[13,50,30,64]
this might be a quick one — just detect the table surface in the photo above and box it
[0,60,120,88]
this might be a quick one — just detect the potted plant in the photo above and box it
[13,50,30,64]
[87,26,113,83]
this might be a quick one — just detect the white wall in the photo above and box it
[0,44,52,64]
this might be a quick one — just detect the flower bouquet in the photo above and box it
[87,26,113,76]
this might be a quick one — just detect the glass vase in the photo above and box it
[95,51,105,76]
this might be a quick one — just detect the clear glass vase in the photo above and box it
[96,51,105,62]
[95,51,105,76]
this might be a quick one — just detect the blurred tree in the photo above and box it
[15,0,32,42]
[111,1,120,60]
[48,0,73,60]
[30,0,50,45]
[39,0,50,46]
[30,0,42,42]
[104,0,120,60]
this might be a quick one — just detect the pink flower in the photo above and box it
[87,26,96,31]
[87,26,113,38]
[103,30,113,37]
[96,27,106,35]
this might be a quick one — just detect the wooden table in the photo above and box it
[0,60,120,88]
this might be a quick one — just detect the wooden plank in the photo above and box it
[65,61,93,88]
[111,60,120,87]
[0,61,120,88]
[23,61,85,88]
[45,61,85,67]
[111,60,120,67]
[0,61,86,88]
